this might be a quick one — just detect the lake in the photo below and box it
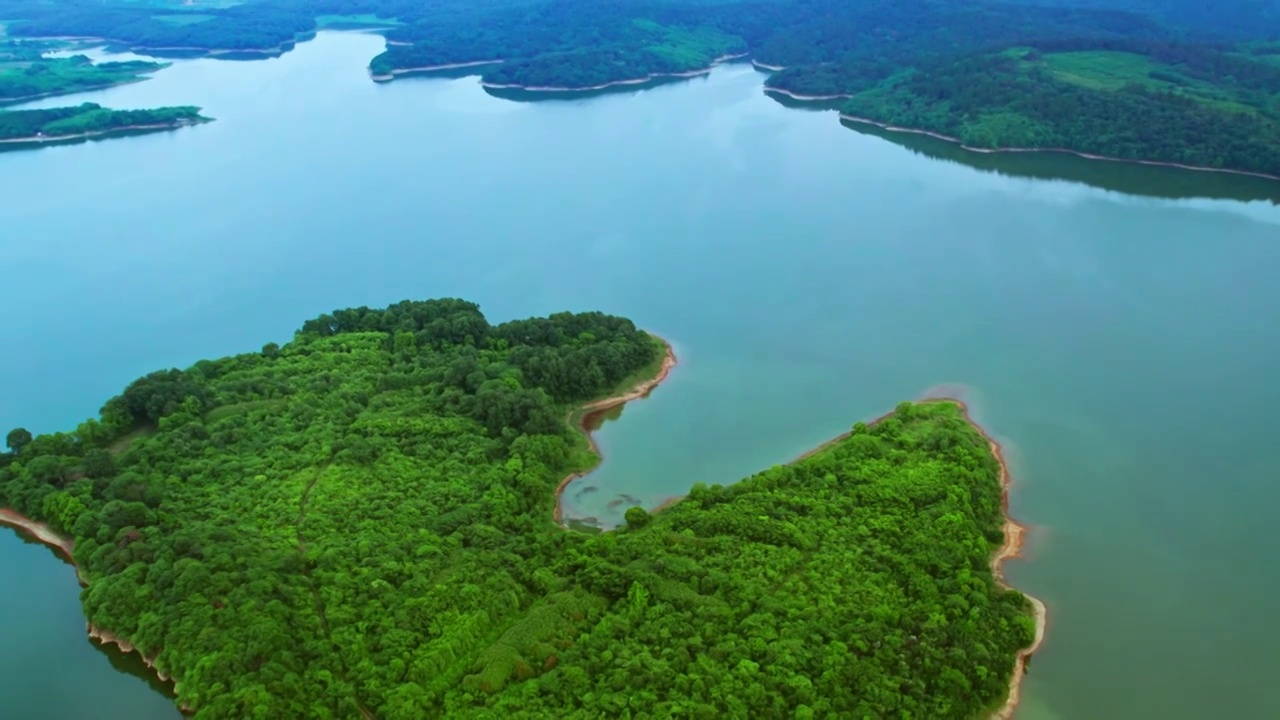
[3,30,1279,720]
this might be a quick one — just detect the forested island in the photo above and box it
[0,103,208,145]
[0,40,169,102]
[2,0,1278,174]
[1,298,1039,718]
[0,39,209,148]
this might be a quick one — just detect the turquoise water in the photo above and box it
[3,31,1280,719]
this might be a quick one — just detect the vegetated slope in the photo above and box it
[1,299,1035,718]
[0,102,207,141]
[837,42,1280,175]
[0,41,168,102]
[461,400,1036,719]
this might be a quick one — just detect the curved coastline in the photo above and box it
[939,398,1047,720]
[369,59,504,82]
[16,34,295,56]
[840,112,1280,182]
[5,378,1039,718]
[763,86,850,101]
[640,396,1046,719]
[479,53,747,93]
[0,508,183,704]
[553,336,677,525]
[751,59,786,72]
[0,119,208,146]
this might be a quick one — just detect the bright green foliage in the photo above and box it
[0,42,168,102]
[0,298,665,718]
[840,44,1280,175]
[2,302,1034,719]
[450,400,1035,717]
[0,102,207,141]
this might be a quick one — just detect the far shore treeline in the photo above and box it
[1,298,1036,718]
[1,1,1278,172]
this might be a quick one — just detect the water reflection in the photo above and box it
[839,118,1280,205]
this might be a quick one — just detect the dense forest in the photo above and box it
[0,102,207,141]
[1,299,1035,718]
[2,1,1280,171]
[835,44,1280,176]
[0,41,168,102]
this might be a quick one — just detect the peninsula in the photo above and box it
[0,42,169,103]
[1,298,1041,718]
[0,103,210,146]
[2,0,1278,174]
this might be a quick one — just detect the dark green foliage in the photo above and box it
[5,428,32,454]
[841,51,1280,176]
[0,41,168,102]
[1,298,1033,717]
[2,0,315,53]
[1,0,1278,170]
[0,103,207,142]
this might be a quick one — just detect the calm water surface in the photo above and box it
[3,31,1279,720]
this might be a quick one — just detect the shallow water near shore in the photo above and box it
[3,30,1280,719]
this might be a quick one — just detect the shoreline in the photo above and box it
[0,508,182,706]
[937,399,1047,720]
[553,337,677,525]
[840,113,1280,182]
[15,34,293,56]
[636,396,1046,718]
[479,52,747,93]
[0,119,206,146]
[763,86,850,101]
[751,59,786,72]
[370,58,503,82]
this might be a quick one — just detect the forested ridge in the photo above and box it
[3,0,1277,173]
[0,102,207,142]
[0,40,169,102]
[0,39,206,147]
[2,299,1036,718]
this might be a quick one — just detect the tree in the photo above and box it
[6,428,32,454]
[624,506,651,529]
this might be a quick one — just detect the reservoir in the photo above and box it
[2,30,1279,720]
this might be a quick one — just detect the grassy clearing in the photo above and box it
[1031,50,1270,117]
[1039,50,1159,91]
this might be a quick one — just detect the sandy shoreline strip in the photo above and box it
[840,113,1280,182]
[640,396,1046,719]
[0,508,181,702]
[937,399,1047,720]
[553,336,677,524]
[4,380,1037,717]
[479,53,747,93]
[0,508,79,572]
[763,86,851,101]
[751,60,786,72]
[0,120,206,145]
[369,58,504,81]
